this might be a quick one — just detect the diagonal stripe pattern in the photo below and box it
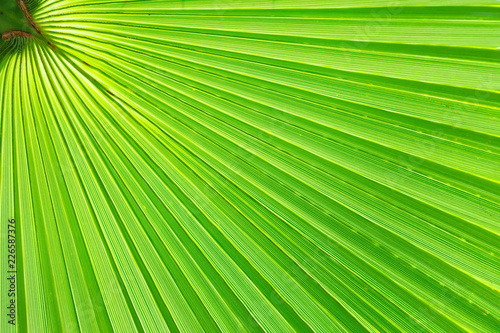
[1,0,500,332]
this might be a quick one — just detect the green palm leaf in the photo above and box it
[1,0,499,332]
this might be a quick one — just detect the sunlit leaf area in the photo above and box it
[1,0,499,332]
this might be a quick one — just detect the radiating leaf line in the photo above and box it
[1,1,499,332]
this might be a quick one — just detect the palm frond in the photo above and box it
[1,0,500,332]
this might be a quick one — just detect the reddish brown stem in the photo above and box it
[2,30,33,41]
[10,0,56,48]
[17,0,41,35]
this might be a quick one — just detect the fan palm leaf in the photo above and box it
[1,0,499,332]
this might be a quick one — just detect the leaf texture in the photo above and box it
[1,0,500,332]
